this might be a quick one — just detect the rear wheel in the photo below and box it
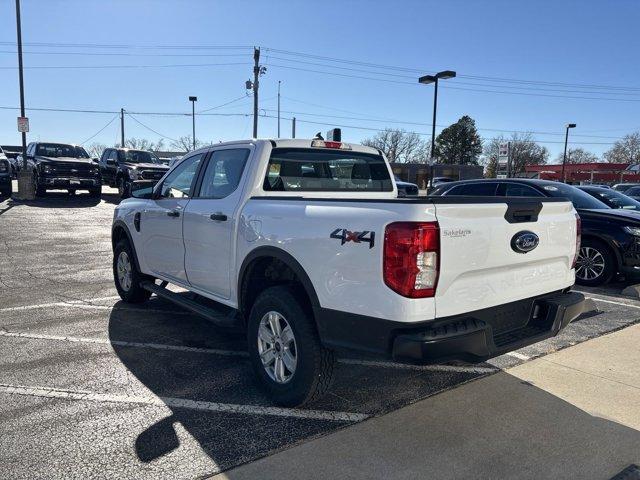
[113,239,152,303]
[247,286,335,407]
[575,238,615,286]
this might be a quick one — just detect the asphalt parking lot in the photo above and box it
[1,183,640,479]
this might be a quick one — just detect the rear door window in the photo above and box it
[264,148,392,192]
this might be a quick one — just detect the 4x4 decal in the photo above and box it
[330,228,375,249]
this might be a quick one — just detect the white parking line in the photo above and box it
[0,383,368,422]
[0,297,191,316]
[0,330,496,374]
[585,296,640,310]
[0,330,247,357]
[0,296,121,313]
[505,351,530,361]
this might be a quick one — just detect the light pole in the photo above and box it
[189,96,197,150]
[561,123,577,183]
[418,70,456,188]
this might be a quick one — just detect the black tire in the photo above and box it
[35,185,46,196]
[118,177,129,199]
[89,187,101,198]
[113,239,152,303]
[575,238,616,286]
[247,285,335,407]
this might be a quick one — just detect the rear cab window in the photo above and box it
[263,148,392,192]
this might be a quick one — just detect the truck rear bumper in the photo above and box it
[316,290,585,363]
[392,291,584,363]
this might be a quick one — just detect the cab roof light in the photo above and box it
[310,139,352,150]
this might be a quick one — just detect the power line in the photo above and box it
[0,49,250,58]
[0,62,250,70]
[198,95,250,113]
[124,112,179,142]
[265,63,640,102]
[265,47,640,92]
[79,114,119,145]
[0,41,253,51]
[260,106,625,139]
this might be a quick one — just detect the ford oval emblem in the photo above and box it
[511,231,539,254]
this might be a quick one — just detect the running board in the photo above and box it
[140,280,241,329]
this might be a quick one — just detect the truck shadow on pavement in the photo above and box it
[107,300,640,477]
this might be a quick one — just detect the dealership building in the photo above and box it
[524,162,640,185]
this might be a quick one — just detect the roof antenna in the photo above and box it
[314,132,324,140]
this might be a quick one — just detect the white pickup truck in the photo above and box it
[111,138,585,406]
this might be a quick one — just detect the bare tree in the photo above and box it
[170,136,204,152]
[482,133,548,177]
[554,148,600,164]
[86,142,107,159]
[362,128,428,163]
[604,132,640,164]
[118,137,166,151]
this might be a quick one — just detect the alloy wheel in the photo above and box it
[257,311,298,384]
[116,251,133,292]
[575,246,606,281]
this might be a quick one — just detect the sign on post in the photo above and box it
[497,142,510,177]
[17,116,29,133]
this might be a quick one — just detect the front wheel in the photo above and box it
[89,187,101,198]
[113,240,152,303]
[575,239,615,286]
[118,177,129,199]
[247,286,335,407]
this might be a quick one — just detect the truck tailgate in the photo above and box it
[433,198,577,318]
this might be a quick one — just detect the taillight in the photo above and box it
[384,222,440,298]
[572,213,581,269]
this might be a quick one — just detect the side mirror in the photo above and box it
[92,158,99,163]
[106,159,115,166]
[130,180,156,199]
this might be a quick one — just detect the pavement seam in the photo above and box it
[0,383,369,422]
[534,357,640,392]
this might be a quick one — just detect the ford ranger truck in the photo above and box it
[111,138,585,407]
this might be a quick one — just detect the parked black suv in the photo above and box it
[17,142,101,197]
[432,178,640,286]
[99,148,169,198]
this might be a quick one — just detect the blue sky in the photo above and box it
[0,0,638,160]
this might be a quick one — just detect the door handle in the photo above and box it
[167,209,180,217]
[210,213,228,222]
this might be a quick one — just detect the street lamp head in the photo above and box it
[189,96,198,102]
[436,70,456,80]
[566,123,577,129]
[418,74,437,85]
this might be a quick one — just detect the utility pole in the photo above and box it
[277,80,281,138]
[252,47,260,138]
[15,0,26,166]
[15,0,34,199]
[292,117,296,138]
[120,108,125,148]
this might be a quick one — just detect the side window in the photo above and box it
[109,150,118,162]
[502,183,544,197]
[197,149,250,199]
[447,183,498,196]
[158,153,203,199]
